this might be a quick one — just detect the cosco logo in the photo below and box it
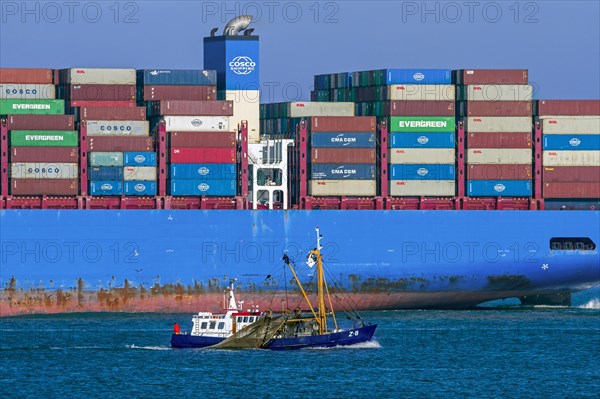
[27,167,59,174]
[134,155,146,163]
[413,73,425,81]
[191,119,202,127]
[417,136,429,145]
[198,167,209,176]
[417,168,429,176]
[100,125,132,131]
[229,56,256,75]
[494,184,506,193]
[101,184,113,190]
[6,89,38,95]
[569,138,581,147]
[134,184,146,192]
[198,183,210,191]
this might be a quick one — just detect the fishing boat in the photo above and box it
[170,228,377,350]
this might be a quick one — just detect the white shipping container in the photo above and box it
[123,166,157,181]
[64,68,136,85]
[543,150,600,166]
[86,120,150,136]
[0,84,55,100]
[389,148,455,164]
[224,90,260,143]
[465,116,532,133]
[163,116,231,132]
[287,102,354,117]
[308,180,376,196]
[10,163,78,179]
[389,180,456,196]
[541,117,600,134]
[388,85,455,101]
[461,85,532,101]
[467,148,532,164]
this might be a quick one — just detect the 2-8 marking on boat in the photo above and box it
[348,330,359,337]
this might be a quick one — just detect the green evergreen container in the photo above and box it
[10,130,78,147]
[390,116,456,133]
[0,99,65,115]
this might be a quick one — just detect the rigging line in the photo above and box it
[324,268,362,319]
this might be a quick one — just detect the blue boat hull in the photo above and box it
[170,325,378,350]
[1,210,599,315]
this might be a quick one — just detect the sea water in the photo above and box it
[1,289,598,399]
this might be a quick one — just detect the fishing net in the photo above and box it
[208,315,288,349]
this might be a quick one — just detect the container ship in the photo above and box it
[1,18,599,316]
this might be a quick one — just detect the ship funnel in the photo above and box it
[223,15,253,36]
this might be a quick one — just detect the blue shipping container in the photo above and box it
[89,181,123,196]
[467,180,532,197]
[124,181,157,196]
[311,164,376,180]
[386,69,452,85]
[137,69,217,86]
[170,164,237,180]
[89,166,124,181]
[124,152,157,166]
[542,134,600,151]
[390,164,456,181]
[390,132,455,148]
[310,132,376,148]
[170,179,236,196]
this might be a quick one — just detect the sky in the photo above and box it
[1,0,599,102]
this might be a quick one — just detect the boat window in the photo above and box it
[550,237,596,251]
[209,321,216,329]
[243,316,249,323]
[237,316,243,322]
[201,322,207,329]
[218,322,225,330]
[249,317,255,322]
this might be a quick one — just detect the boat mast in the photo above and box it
[315,227,327,334]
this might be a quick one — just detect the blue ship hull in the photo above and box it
[170,325,378,350]
[1,210,599,316]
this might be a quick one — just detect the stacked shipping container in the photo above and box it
[308,116,377,196]
[1,68,78,195]
[456,69,534,197]
[136,70,235,197]
[260,102,354,137]
[537,100,600,200]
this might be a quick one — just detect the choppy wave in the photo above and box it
[579,298,600,309]
[126,344,171,351]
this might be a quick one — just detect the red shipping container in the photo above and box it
[467,164,532,180]
[11,179,79,195]
[311,148,376,164]
[11,147,78,163]
[7,115,74,130]
[170,148,236,163]
[88,137,154,152]
[467,132,532,148]
[460,101,532,116]
[142,86,216,101]
[169,132,236,148]
[536,100,600,116]
[543,166,600,183]
[60,84,136,101]
[309,117,376,132]
[388,101,455,116]
[149,101,234,116]
[456,69,528,85]
[0,68,53,84]
[69,101,137,108]
[78,106,146,121]
[543,182,600,199]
